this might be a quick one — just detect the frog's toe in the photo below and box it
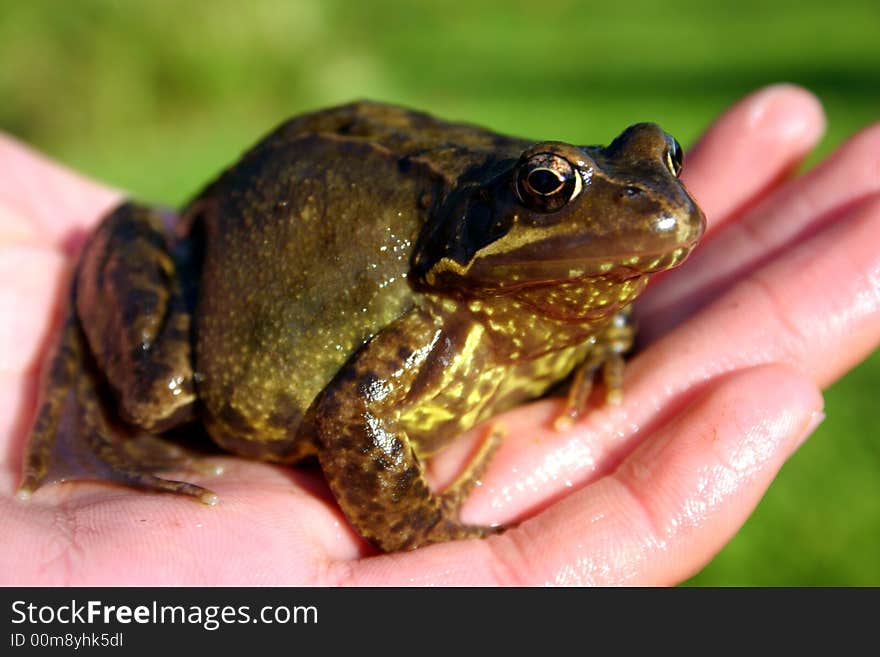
[103,433,222,503]
[423,518,505,547]
[67,466,219,505]
[554,345,628,430]
[111,472,219,505]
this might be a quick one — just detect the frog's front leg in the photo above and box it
[314,310,504,552]
[19,202,218,503]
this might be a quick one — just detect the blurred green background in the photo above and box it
[1,0,878,584]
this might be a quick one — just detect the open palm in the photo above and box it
[2,85,878,585]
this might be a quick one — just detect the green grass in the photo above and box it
[1,0,878,584]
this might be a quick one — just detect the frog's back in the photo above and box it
[222,100,531,185]
[190,102,528,457]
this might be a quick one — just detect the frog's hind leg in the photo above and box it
[75,202,198,433]
[19,308,219,504]
[19,202,218,504]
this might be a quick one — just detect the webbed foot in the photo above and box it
[18,312,219,505]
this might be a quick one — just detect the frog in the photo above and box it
[18,101,705,552]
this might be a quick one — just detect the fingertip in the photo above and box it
[741,83,826,146]
[798,409,826,450]
[704,363,825,467]
[690,83,826,161]
[682,84,826,230]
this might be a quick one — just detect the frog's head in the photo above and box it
[411,123,705,300]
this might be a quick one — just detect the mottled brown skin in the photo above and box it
[20,102,705,551]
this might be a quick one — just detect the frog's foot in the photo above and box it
[553,351,625,431]
[424,424,507,545]
[18,313,219,506]
[439,423,504,516]
[553,308,634,431]
[19,410,221,505]
[19,410,222,505]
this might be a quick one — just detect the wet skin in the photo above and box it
[19,102,704,551]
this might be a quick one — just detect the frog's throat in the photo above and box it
[419,268,645,355]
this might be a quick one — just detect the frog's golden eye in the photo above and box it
[665,136,683,177]
[515,153,582,213]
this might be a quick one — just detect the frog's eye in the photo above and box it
[665,136,683,177]
[515,153,582,213]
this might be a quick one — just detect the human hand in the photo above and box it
[1,84,877,585]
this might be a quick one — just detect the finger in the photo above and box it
[654,191,880,387]
[642,120,880,338]
[0,133,120,251]
[681,84,825,237]
[339,364,822,585]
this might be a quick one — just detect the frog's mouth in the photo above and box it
[452,203,705,290]
[462,242,699,292]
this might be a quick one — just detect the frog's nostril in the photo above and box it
[621,186,643,198]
